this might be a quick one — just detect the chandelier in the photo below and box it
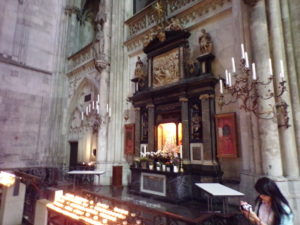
[218,44,290,128]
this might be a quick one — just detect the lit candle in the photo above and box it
[252,63,256,80]
[179,145,183,159]
[245,52,249,68]
[280,59,284,78]
[228,72,232,87]
[225,69,229,85]
[241,43,245,59]
[268,58,273,75]
[231,57,236,73]
[219,79,223,94]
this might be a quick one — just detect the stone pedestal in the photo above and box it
[0,181,26,225]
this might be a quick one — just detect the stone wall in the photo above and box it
[0,0,66,168]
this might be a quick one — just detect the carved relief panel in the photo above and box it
[152,48,180,87]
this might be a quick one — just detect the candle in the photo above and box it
[280,59,284,78]
[219,79,223,94]
[92,101,95,109]
[81,112,84,120]
[245,52,249,68]
[86,106,88,115]
[241,43,245,59]
[106,104,109,113]
[97,94,100,102]
[252,63,256,80]
[109,107,111,117]
[268,58,273,75]
[231,57,236,73]
[96,105,99,114]
[225,70,229,85]
[228,72,232,87]
[179,145,183,159]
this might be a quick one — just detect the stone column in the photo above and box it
[200,94,215,163]
[267,0,299,177]
[96,0,112,185]
[179,97,190,160]
[249,0,283,177]
[134,107,141,156]
[147,104,155,152]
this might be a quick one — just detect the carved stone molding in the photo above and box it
[243,0,259,6]
[124,0,231,54]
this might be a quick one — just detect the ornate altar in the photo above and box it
[129,25,222,202]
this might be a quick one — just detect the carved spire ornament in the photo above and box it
[243,0,260,6]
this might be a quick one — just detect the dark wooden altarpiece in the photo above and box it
[129,30,223,202]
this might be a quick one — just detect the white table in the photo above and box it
[67,170,105,188]
[195,183,244,213]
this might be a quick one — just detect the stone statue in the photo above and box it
[134,56,144,79]
[165,18,183,31]
[198,29,213,55]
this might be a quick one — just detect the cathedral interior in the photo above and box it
[0,0,300,224]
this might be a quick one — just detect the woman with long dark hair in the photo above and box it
[241,177,293,225]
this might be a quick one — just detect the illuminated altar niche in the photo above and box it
[157,122,182,152]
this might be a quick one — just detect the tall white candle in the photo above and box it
[268,58,273,75]
[241,43,245,59]
[96,105,99,114]
[280,59,284,78]
[106,104,109,113]
[231,57,236,73]
[86,106,88,115]
[179,145,183,159]
[97,94,100,102]
[109,107,112,117]
[219,79,223,94]
[92,101,95,109]
[228,72,232,87]
[81,112,84,120]
[252,63,257,80]
[245,52,249,68]
[225,70,229,85]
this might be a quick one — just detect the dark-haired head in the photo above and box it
[255,177,291,225]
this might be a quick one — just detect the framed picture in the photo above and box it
[124,124,135,155]
[190,143,203,164]
[215,113,238,158]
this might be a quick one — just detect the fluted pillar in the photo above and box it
[250,0,283,177]
[96,0,112,184]
[147,104,155,152]
[179,97,190,160]
[267,0,299,177]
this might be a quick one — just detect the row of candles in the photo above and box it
[47,193,142,225]
[81,94,111,120]
[219,43,285,94]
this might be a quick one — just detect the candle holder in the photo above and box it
[218,58,290,128]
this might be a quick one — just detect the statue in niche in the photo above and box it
[198,29,213,55]
[141,111,148,141]
[190,104,202,140]
[93,1,107,71]
[165,17,183,31]
[134,56,146,88]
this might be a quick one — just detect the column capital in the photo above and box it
[179,97,188,102]
[243,0,260,7]
[146,104,155,109]
[199,94,214,100]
